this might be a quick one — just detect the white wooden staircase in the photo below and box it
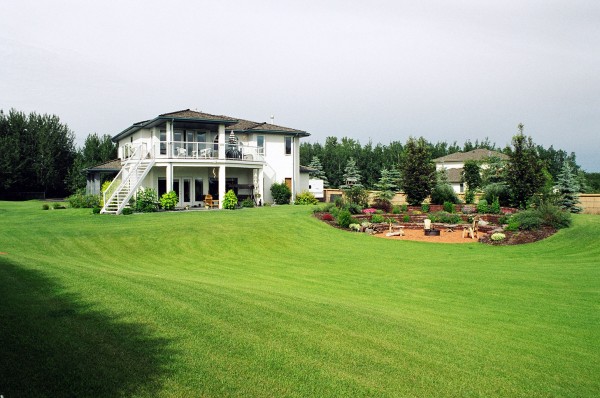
[101,145,155,214]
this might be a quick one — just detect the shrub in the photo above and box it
[68,192,101,208]
[400,204,408,212]
[371,213,385,223]
[430,184,459,205]
[160,191,178,210]
[270,182,292,204]
[483,183,511,207]
[92,207,101,214]
[321,213,334,221]
[392,206,401,214]
[294,191,318,205]
[42,204,49,210]
[477,199,488,214]
[222,189,238,210]
[347,203,363,215]
[349,223,361,232]
[337,209,353,228]
[498,214,511,225]
[430,211,461,224]
[362,208,376,215]
[100,180,112,208]
[135,188,159,212]
[443,201,454,213]
[343,185,369,207]
[536,201,572,229]
[241,198,255,208]
[403,215,410,222]
[490,197,501,214]
[317,203,336,213]
[122,207,133,215]
[371,198,392,213]
[52,203,66,209]
[464,189,475,204]
[491,232,506,241]
[421,203,430,213]
[509,210,541,230]
[334,196,344,208]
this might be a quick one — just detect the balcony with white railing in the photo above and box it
[146,141,265,162]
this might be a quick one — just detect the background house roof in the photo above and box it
[445,168,464,183]
[433,148,508,163]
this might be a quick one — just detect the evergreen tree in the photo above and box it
[400,137,436,205]
[555,161,582,213]
[505,124,545,208]
[340,157,363,189]
[307,156,329,188]
[374,168,398,201]
[462,160,482,191]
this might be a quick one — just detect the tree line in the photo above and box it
[300,133,592,193]
[0,109,116,198]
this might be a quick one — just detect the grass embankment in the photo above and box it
[0,201,599,397]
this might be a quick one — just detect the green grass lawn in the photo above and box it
[1,201,599,397]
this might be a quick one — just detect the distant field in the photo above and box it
[1,201,599,398]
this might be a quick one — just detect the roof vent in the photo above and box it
[269,115,274,124]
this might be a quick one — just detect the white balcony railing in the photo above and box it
[152,141,264,162]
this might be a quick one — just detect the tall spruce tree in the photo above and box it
[340,157,363,189]
[556,161,582,213]
[400,137,436,205]
[307,156,329,188]
[505,124,545,208]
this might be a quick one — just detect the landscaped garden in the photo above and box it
[1,201,599,397]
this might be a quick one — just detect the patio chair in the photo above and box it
[204,194,213,208]
[462,216,479,239]
[176,147,187,157]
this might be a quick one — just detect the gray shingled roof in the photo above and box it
[228,118,307,135]
[159,109,238,122]
[114,109,309,141]
[85,159,122,172]
[445,168,463,183]
[433,148,508,163]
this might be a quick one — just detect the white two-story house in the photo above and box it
[101,109,309,214]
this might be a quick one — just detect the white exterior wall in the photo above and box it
[260,134,297,203]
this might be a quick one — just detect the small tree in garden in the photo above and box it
[308,156,330,188]
[270,182,292,204]
[505,124,545,208]
[374,168,397,201]
[430,169,459,205]
[462,160,481,192]
[400,137,435,206]
[340,157,363,189]
[555,161,582,213]
[222,189,238,209]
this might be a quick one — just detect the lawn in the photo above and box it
[0,201,599,397]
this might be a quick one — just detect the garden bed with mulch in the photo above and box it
[314,212,556,246]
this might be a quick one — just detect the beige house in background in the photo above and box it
[433,149,509,193]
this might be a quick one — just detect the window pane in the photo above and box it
[285,137,292,155]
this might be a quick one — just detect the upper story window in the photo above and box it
[257,135,265,155]
[285,136,292,155]
[160,130,166,155]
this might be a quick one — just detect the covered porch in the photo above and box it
[152,163,264,209]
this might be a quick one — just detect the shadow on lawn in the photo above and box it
[0,257,175,398]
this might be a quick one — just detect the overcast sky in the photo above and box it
[1,0,599,171]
